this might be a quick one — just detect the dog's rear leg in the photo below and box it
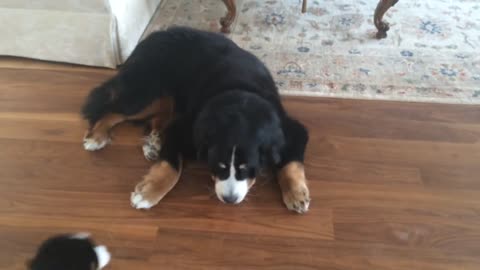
[83,113,126,151]
[83,99,165,151]
[143,116,164,161]
[131,116,190,209]
[143,100,175,161]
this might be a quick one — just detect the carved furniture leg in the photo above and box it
[374,0,399,39]
[220,0,236,33]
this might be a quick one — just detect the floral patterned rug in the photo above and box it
[145,0,480,104]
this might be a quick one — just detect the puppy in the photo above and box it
[28,233,110,270]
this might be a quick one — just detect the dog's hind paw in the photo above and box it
[83,137,109,151]
[142,132,161,161]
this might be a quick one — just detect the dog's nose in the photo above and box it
[222,194,238,204]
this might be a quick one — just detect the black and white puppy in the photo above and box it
[82,27,310,213]
[29,233,110,270]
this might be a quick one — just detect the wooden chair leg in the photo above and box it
[302,0,307,13]
[374,0,399,39]
[220,0,236,33]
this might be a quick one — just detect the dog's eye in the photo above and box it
[218,163,227,169]
[238,164,247,170]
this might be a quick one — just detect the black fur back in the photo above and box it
[81,27,285,123]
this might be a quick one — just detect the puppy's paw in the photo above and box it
[94,245,111,269]
[282,183,311,214]
[142,132,161,161]
[83,131,110,151]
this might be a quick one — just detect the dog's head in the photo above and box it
[194,91,285,204]
[206,144,257,204]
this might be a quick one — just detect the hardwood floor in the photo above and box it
[1,57,480,269]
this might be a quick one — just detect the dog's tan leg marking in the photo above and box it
[278,161,311,214]
[130,160,182,209]
[83,99,165,151]
[143,100,175,161]
[83,114,125,151]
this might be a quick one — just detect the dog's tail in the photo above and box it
[81,79,118,126]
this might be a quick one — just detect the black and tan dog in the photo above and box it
[82,27,310,213]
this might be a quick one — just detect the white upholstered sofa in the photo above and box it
[0,0,162,67]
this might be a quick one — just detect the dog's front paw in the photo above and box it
[83,131,110,151]
[130,190,158,209]
[279,161,311,214]
[142,132,161,161]
[130,161,181,210]
[282,183,310,214]
[130,179,164,209]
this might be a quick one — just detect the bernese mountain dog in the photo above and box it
[82,27,310,213]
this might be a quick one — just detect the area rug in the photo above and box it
[144,0,480,104]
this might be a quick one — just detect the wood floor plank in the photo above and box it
[304,157,423,186]
[420,165,480,190]
[284,97,480,124]
[0,69,107,113]
[313,135,480,167]
[0,187,333,241]
[1,59,480,269]
[0,139,150,169]
[0,117,144,144]
[296,107,480,143]
[148,229,480,270]
[333,206,480,257]
[0,56,115,73]
[310,181,480,209]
